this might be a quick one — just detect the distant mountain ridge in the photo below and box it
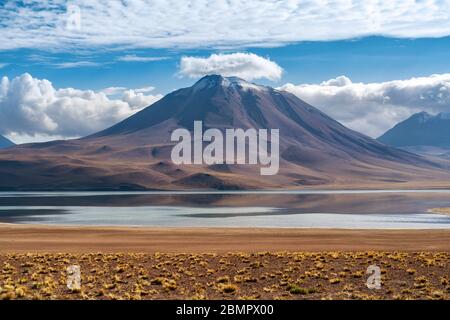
[0,135,14,149]
[0,75,450,190]
[378,111,450,147]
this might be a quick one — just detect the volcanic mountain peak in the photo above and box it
[192,75,267,92]
[91,74,430,167]
[92,74,279,136]
[413,111,432,123]
[0,135,14,149]
[378,111,450,147]
[408,111,450,123]
[437,112,450,120]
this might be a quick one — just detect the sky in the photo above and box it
[1,0,450,143]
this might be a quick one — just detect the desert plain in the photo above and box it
[0,224,449,300]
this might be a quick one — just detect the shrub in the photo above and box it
[221,284,237,293]
[288,284,315,295]
[216,276,229,283]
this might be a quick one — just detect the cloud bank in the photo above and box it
[0,73,162,139]
[179,53,283,81]
[280,74,450,138]
[1,0,450,50]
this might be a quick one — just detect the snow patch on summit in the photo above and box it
[192,75,267,92]
[437,112,450,120]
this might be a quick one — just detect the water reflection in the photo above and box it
[0,191,449,228]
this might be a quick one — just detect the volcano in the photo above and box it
[1,75,449,190]
[378,111,450,148]
[0,135,14,149]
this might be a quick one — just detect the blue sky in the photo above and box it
[1,0,450,143]
[2,36,450,93]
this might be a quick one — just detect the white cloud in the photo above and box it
[2,0,450,51]
[279,74,450,138]
[5,132,79,145]
[101,86,155,96]
[0,73,162,139]
[100,87,128,96]
[179,53,283,81]
[121,89,160,108]
[117,55,168,62]
[53,61,101,68]
[134,86,155,94]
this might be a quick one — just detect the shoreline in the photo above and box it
[1,188,450,194]
[1,224,449,253]
[428,207,450,216]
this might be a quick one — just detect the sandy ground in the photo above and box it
[1,225,449,300]
[1,251,448,300]
[1,224,449,253]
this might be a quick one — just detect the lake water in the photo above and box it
[0,190,449,229]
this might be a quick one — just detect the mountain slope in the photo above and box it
[0,135,14,149]
[378,111,450,147]
[0,75,449,190]
[92,75,429,165]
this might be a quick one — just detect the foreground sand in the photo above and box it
[1,225,449,299]
[0,251,448,300]
[1,224,450,253]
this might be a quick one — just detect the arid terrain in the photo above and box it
[1,225,450,253]
[429,207,450,215]
[0,251,448,300]
[0,225,449,300]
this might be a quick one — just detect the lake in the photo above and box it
[0,190,449,228]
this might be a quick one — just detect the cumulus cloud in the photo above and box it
[101,86,155,96]
[179,53,283,81]
[121,89,160,108]
[100,87,128,96]
[2,0,450,51]
[134,86,155,94]
[279,74,450,138]
[0,73,162,139]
